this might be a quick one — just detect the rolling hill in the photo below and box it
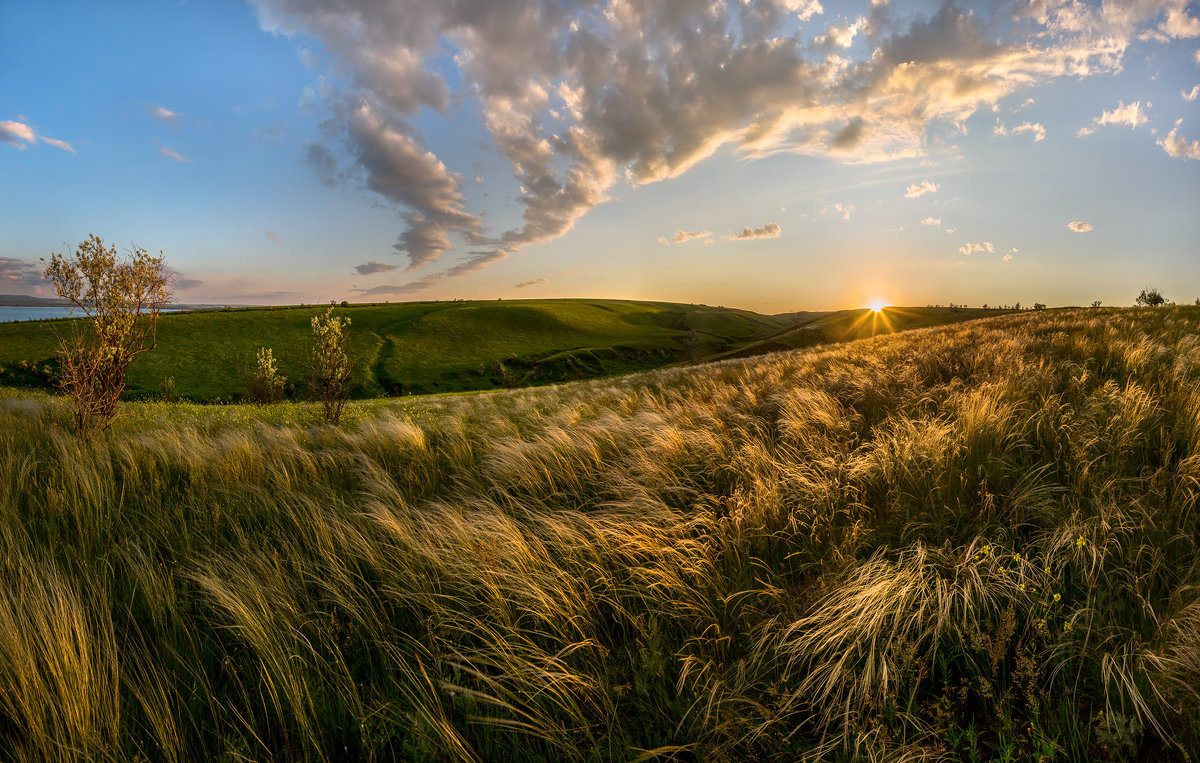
[0,299,1011,402]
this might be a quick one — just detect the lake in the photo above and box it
[0,306,188,323]
[0,306,80,323]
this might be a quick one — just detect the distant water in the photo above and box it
[0,306,185,323]
[0,306,80,323]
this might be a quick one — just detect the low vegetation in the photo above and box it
[2,306,1199,761]
[0,300,1007,402]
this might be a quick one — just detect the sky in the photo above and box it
[1,0,1198,312]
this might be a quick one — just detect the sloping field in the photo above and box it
[1,306,1198,760]
[0,300,1011,403]
[0,299,787,400]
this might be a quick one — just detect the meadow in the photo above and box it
[0,300,1004,402]
[1,306,1198,761]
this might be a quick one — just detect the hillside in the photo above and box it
[2,306,1198,761]
[0,299,1010,402]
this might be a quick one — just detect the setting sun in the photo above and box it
[867,300,888,313]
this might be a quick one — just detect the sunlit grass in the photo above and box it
[1,306,1199,760]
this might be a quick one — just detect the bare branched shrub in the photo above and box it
[306,307,352,424]
[42,234,173,433]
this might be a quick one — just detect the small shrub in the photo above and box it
[306,308,352,424]
[244,347,287,404]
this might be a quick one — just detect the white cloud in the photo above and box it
[1012,121,1046,142]
[944,227,956,234]
[1003,253,1013,262]
[1067,220,1094,232]
[1076,126,1095,137]
[1,118,73,152]
[160,146,189,162]
[150,104,179,126]
[514,277,548,288]
[1184,85,1200,101]
[958,241,994,255]
[0,120,35,147]
[1158,126,1200,160]
[905,179,938,198]
[1085,100,1150,132]
[1161,4,1200,38]
[670,229,712,244]
[921,216,942,226]
[727,222,782,241]
[787,0,824,23]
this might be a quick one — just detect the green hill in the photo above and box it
[0,299,790,401]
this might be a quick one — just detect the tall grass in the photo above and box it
[1,306,1199,760]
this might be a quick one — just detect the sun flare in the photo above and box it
[867,300,888,313]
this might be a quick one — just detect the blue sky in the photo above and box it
[2,0,1198,311]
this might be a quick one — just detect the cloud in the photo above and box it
[353,274,444,298]
[1067,220,1094,232]
[958,241,994,255]
[38,136,75,153]
[1003,253,1013,262]
[1161,4,1200,38]
[1011,121,1046,142]
[905,180,938,198]
[1,118,73,152]
[163,266,202,291]
[266,231,280,244]
[149,104,179,126]
[921,216,942,226]
[1184,85,1200,101]
[0,120,36,147]
[249,0,1189,287]
[355,260,399,275]
[1158,126,1200,160]
[514,277,548,289]
[0,257,46,290]
[944,227,956,233]
[821,202,852,220]
[727,222,782,240]
[160,146,189,162]
[670,229,712,244]
[1084,100,1150,132]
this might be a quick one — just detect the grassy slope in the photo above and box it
[0,300,1011,403]
[0,299,787,401]
[2,306,1199,761]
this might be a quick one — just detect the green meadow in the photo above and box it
[0,299,1005,402]
[2,306,1199,761]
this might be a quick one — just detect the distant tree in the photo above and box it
[1091,300,1102,309]
[307,307,352,424]
[1014,302,1021,310]
[1033,303,1046,311]
[42,234,173,432]
[244,347,287,404]
[1135,287,1166,307]
[1195,297,1200,306]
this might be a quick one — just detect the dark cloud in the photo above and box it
[355,261,398,275]
[0,257,46,291]
[514,277,548,289]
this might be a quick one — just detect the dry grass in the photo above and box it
[1,306,1199,760]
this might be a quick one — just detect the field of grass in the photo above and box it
[0,299,787,401]
[2,306,1199,761]
[0,300,1010,403]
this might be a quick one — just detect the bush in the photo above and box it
[42,234,173,432]
[1136,287,1166,307]
[244,347,287,404]
[306,308,352,424]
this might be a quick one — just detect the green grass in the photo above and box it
[0,300,1006,403]
[2,306,1199,761]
